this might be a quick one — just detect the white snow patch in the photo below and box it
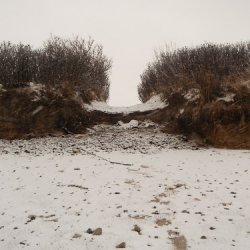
[28,82,42,90]
[240,80,250,89]
[184,88,200,101]
[180,108,184,114]
[117,120,139,129]
[31,105,43,116]
[85,95,167,114]
[217,93,235,103]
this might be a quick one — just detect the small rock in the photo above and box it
[73,149,81,154]
[201,236,207,239]
[86,228,93,234]
[133,225,141,234]
[72,233,81,238]
[152,211,159,214]
[28,215,36,220]
[116,242,126,248]
[93,228,102,236]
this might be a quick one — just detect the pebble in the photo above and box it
[93,228,102,236]
[133,225,141,235]
[86,228,93,234]
[0,122,199,156]
[116,242,126,248]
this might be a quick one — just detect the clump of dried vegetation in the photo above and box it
[0,35,112,138]
[138,42,250,148]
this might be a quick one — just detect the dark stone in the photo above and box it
[86,228,93,234]
[116,242,126,248]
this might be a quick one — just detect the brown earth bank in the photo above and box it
[0,86,250,149]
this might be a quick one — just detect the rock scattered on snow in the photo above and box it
[116,242,126,248]
[72,234,82,238]
[0,120,201,156]
[86,228,94,234]
[92,228,102,236]
[133,225,141,235]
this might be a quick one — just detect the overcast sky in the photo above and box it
[1,0,250,106]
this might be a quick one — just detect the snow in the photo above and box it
[117,120,139,129]
[0,126,250,250]
[217,93,236,103]
[184,88,200,101]
[31,106,43,116]
[85,95,167,114]
[240,80,250,89]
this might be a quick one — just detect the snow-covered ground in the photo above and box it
[0,121,250,250]
[85,95,167,114]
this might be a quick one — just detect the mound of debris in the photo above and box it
[0,120,201,156]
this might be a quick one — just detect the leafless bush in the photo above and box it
[138,42,250,103]
[139,42,250,148]
[0,35,112,138]
[0,35,112,102]
[0,42,34,87]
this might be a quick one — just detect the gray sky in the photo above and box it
[1,0,250,106]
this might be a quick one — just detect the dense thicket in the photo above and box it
[0,36,112,101]
[138,42,250,103]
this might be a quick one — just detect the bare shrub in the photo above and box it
[0,35,112,102]
[139,42,250,148]
[0,35,111,138]
[138,42,250,103]
[0,42,34,87]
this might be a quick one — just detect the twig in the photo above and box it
[82,148,133,166]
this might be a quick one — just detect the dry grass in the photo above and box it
[0,85,91,139]
[139,42,250,149]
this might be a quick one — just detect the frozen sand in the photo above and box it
[1,147,250,249]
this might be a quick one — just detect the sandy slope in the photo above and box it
[0,124,250,249]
